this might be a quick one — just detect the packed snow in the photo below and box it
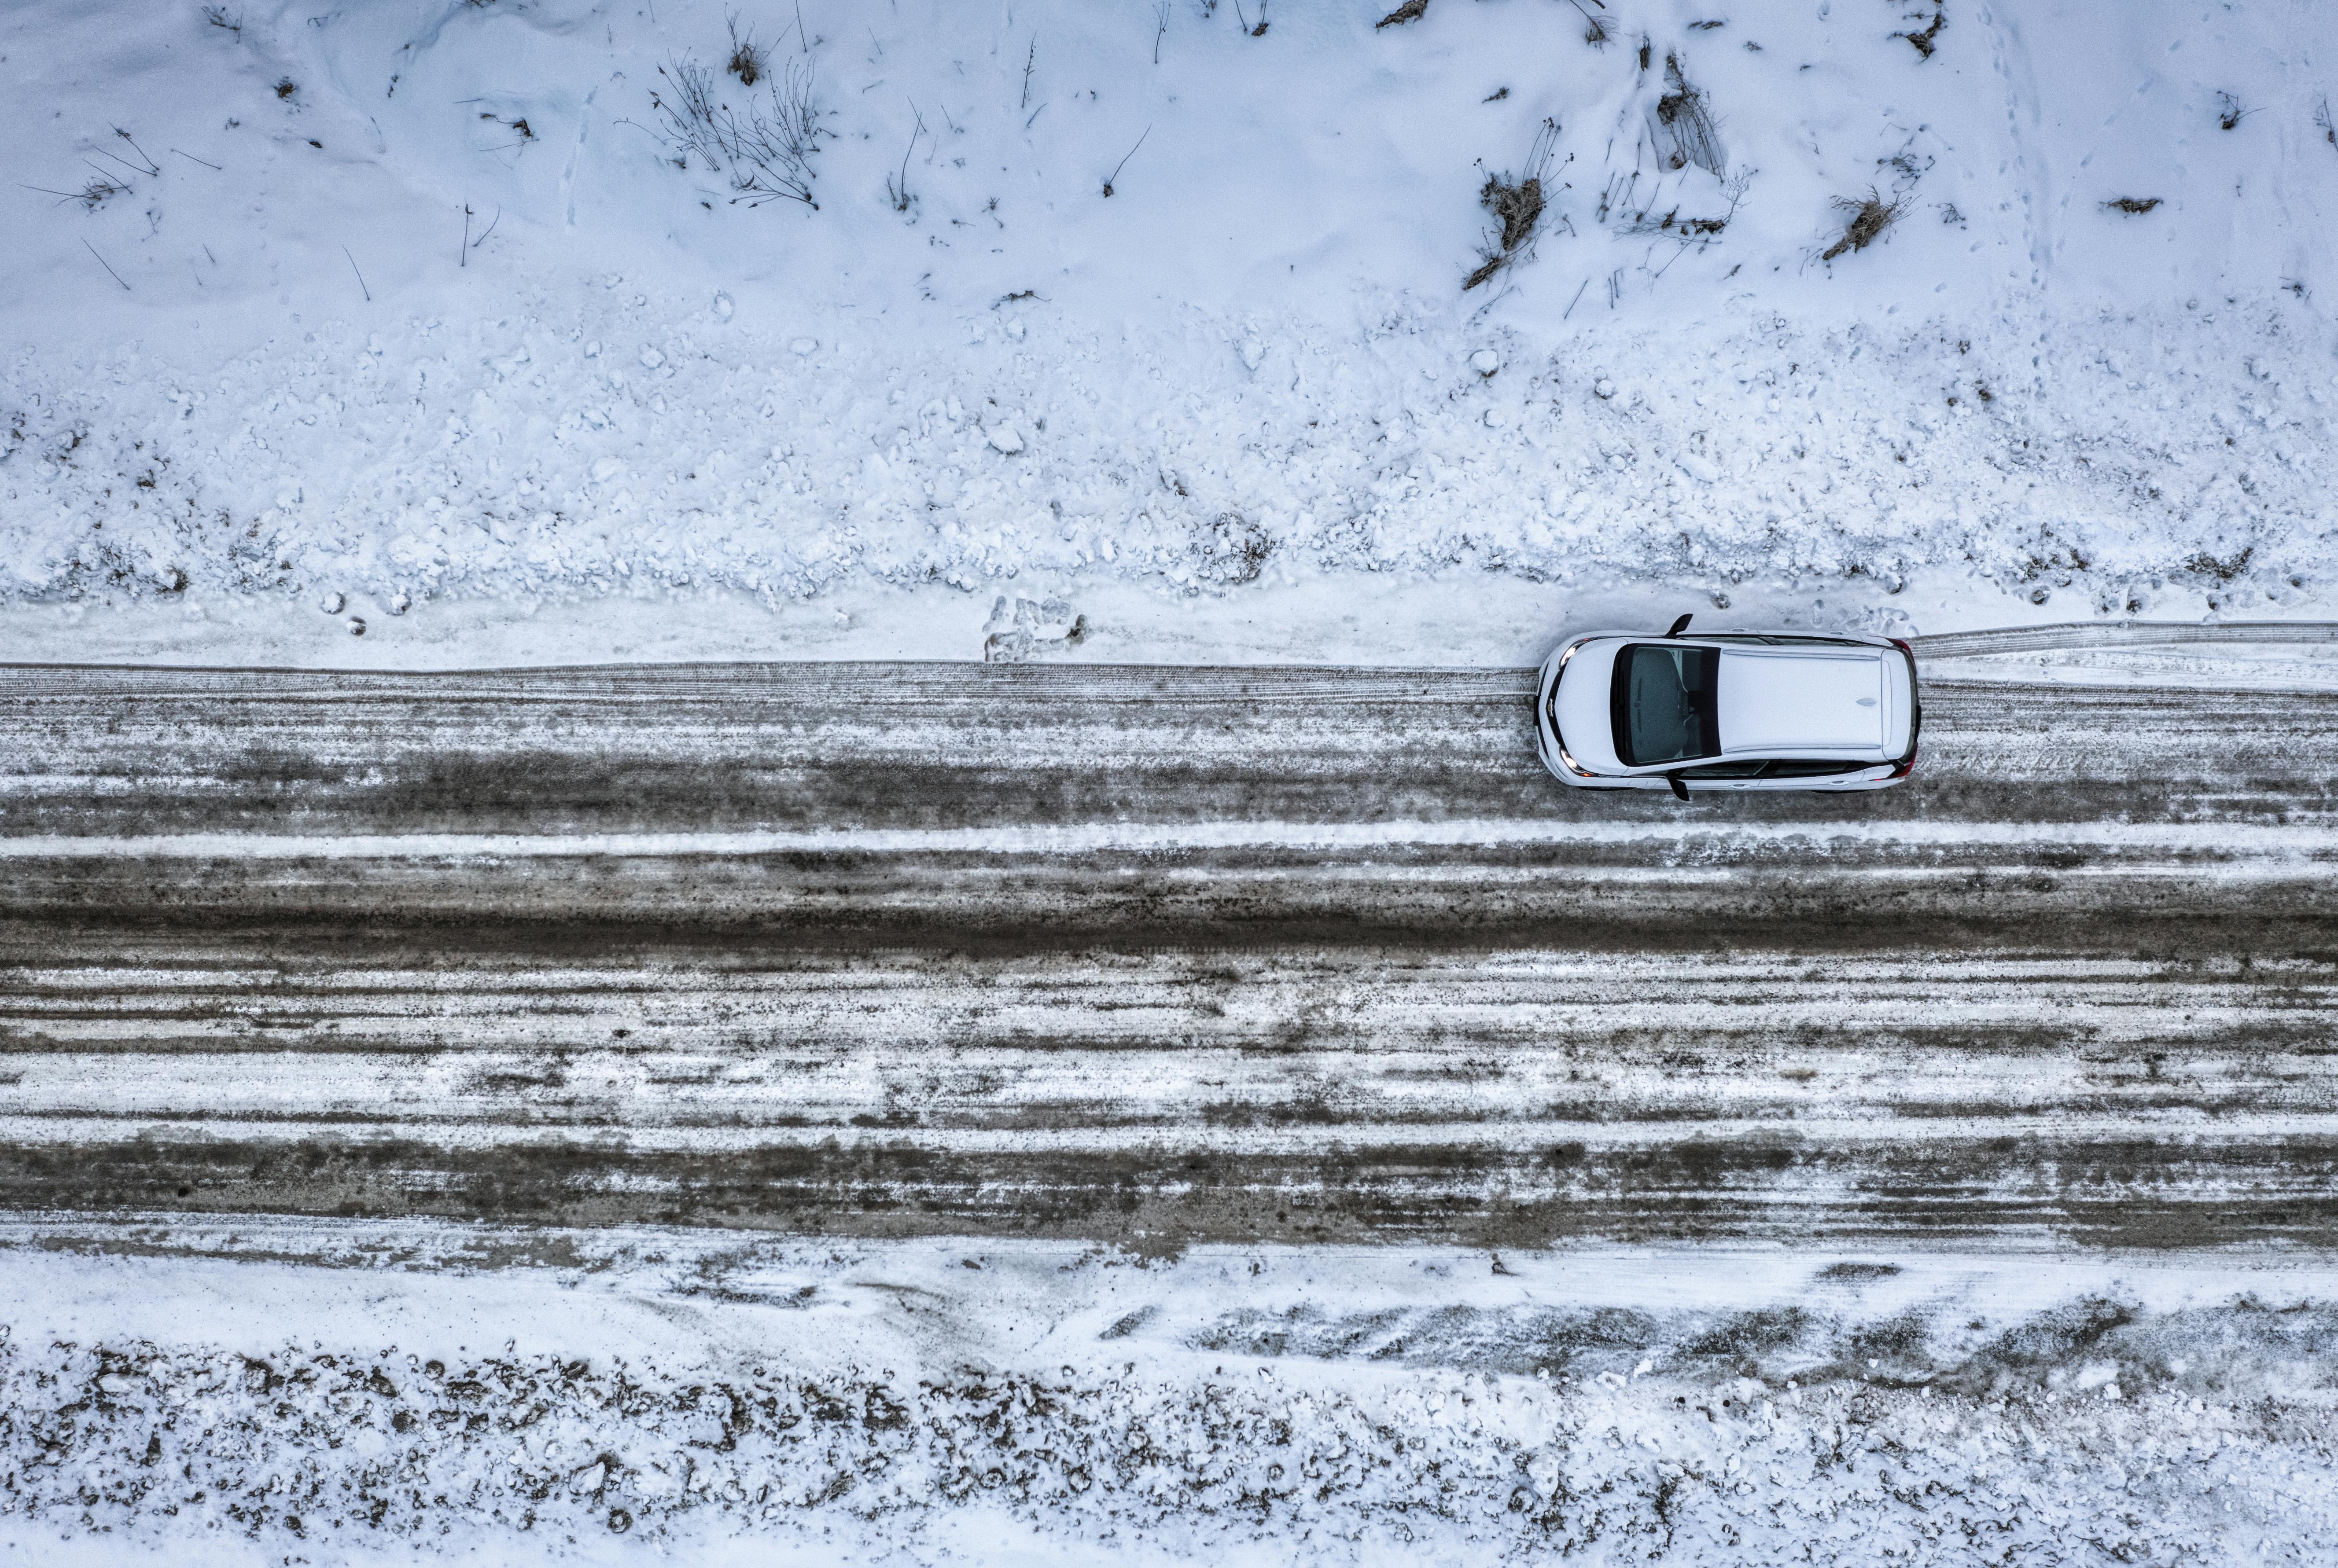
[2,0,2334,666]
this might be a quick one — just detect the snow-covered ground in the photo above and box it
[8,3,2338,1561]
[3,0,2334,665]
[5,1226,2338,1565]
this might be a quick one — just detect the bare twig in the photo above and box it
[887,102,927,213]
[342,244,371,300]
[170,148,224,170]
[794,0,807,53]
[471,206,501,247]
[2314,94,2335,150]
[22,176,129,211]
[1021,39,1036,110]
[111,129,162,175]
[460,202,472,266]
[89,149,150,182]
[1153,1,1171,62]
[1102,125,1150,197]
[83,239,130,291]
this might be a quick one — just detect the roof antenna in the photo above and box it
[1666,613,1694,636]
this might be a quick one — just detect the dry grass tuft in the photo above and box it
[2103,196,2162,214]
[1464,118,1558,290]
[1821,190,1901,261]
[725,14,764,85]
[1653,55,1724,175]
[1896,9,1944,59]
[1374,0,1428,28]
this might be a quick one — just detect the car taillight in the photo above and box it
[1888,742,1918,779]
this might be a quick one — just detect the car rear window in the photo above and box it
[1610,644,1721,766]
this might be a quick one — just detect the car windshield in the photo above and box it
[1610,644,1721,766]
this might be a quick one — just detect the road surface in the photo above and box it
[4,636,2335,1249]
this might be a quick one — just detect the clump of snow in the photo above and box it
[0,0,2331,658]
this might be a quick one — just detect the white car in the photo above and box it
[1535,615,1920,796]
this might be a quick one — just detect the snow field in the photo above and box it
[2,0,2334,660]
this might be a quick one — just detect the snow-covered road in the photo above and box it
[5,637,2336,1250]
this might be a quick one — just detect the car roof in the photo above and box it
[1713,645,1886,754]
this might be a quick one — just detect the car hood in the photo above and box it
[1550,639,1625,771]
[1717,648,1887,755]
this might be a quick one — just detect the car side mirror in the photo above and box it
[1665,613,1694,637]
[1668,774,1690,801]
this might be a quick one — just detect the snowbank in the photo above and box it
[5,1227,2338,1563]
[2,0,2334,662]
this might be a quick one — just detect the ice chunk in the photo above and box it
[712,292,734,321]
[1469,349,1501,377]
[987,422,1026,455]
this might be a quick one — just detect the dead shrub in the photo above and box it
[653,54,823,209]
[1821,190,1901,261]
[1374,0,1428,27]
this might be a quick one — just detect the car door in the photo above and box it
[1675,759,1869,791]
[1674,760,1771,791]
[1756,759,1869,789]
